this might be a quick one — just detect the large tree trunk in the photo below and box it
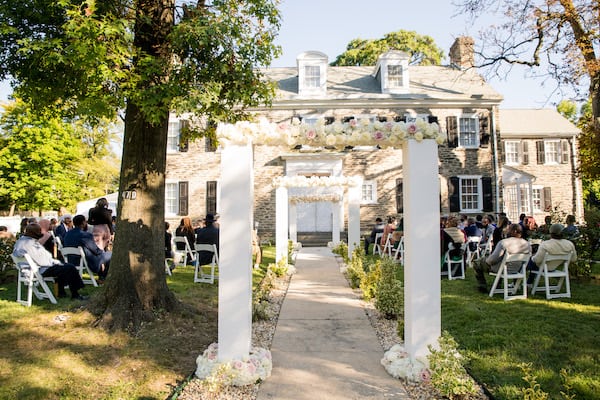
[95,0,178,332]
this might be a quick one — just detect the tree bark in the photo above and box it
[95,0,178,332]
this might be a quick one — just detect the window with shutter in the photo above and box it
[206,181,217,216]
[178,181,189,215]
[446,116,458,148]
[395,179,403,214]
[536,141,545,164]
[428,115,438,124]
[178,120,189,152]
[522,141,529,165]
[448,176,460,212]
[561,140,570,164]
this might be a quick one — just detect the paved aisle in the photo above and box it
[257,247,409,400]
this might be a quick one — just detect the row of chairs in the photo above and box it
[373,232,404,263]
[167,236,218,284]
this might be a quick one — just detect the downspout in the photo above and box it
[491,109,501,214]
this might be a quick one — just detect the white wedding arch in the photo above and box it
[213,117,442,369]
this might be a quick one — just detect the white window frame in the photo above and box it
[387,64,403,88]
[165,181,179,216]
[458,115,479,148]
[361,180,378,204]
[304,65,320,88]
[167,120,180,153]
[458,175,482,212]
[544,139,561,164]
[505,140,521,165]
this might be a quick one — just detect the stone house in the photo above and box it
[165,37,582,241]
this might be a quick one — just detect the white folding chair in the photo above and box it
[60,246,98,286]
[382,235,394,258]
[193,244,218,284]
[373,232,383,256]
[11,254,58,306]
[489,252,530,300]
[530,252,572,299]
[479,239,492,258]
[466,236,481,267]
[442,242,467,280]
[165,259,172,276]
[172,236,196,268]
[392,237,404,264]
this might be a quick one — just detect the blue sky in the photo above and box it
[0,0,568,109]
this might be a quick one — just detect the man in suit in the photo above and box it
[63,215,111,281]
[364,217,385,255]
[195,214,220,266]
[53,214,73,242]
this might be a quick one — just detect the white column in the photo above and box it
[218,144,253,361]
[402,139,440,360]
[332,202,340,245]
[289,203,297,243]
[347,178,362,259]
[275,186,289,264]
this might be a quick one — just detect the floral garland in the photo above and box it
[380,344,431,382]
[289,194,342,204]
[273,175,360,188]
[217,117,446,148]
[195,343,272,386]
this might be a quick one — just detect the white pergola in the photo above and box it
[216,118,443,363]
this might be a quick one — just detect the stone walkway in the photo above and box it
[256,247,409,400]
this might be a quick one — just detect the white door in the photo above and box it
[297,202,332,232]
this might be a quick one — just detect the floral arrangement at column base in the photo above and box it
[381,344,431,382]
[195,343,273,386]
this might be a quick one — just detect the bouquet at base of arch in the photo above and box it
[195,342,273,386]
[381,344,431,382]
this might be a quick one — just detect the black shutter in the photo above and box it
[536,141,545,164]
[479,116,490,147]
[206,181,217,216]
[522,141,529,165]
[325,116,335,125]
[428,115,438,124]
[178,120,189,152]
[394,115,407,122]
[561,140,570,164]
[449,176,460,212]
[342,116,354,123]
[378,116,388,122]
[178,181,189,216]
[446,116,458,148]
[482,177,493,212]
[543,187,552,211]
[395,179,403,214]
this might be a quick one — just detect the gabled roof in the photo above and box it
[261,65,502,106]
[499,109,580,138]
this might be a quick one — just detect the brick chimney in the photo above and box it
[449,36,474,69]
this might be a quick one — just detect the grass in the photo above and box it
[1,245,598,399]
[0,249,273,400]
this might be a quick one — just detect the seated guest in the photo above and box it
[537,215,553,236]
[492,215,510,252]
[464,217,483,252]
[473,223,531,293]
[88,197,114,234]
[37,219,57,258]
[175,217,196,264]
[165,222,174,259]
[196,214,220,265]
[13,223,86,300]
[0,225,15,240]
[53,214,73,242]
[527,223,577,284]
[562,215,580,239]
[480,215,495,245]
[364,217,385,255]
[92,224,111,251]
[63,215,111,281]
[252,225,262,269]
[380,217,397,247]
[440,216,466,262]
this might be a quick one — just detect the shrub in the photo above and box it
[520,363,549,400]
[271,258,288,277]
[331,242,349,262]
[359,259,381,301]
[253,269,275,321]
[345,251,365,289]
[427,331,478,400]
[0,237,16,282]
[375,258,403,319]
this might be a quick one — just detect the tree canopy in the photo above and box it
[0,0,282,331]
[330,30,444,66]
[455,0,600,179]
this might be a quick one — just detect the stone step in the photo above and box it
[297,232,347,247]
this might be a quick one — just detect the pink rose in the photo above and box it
[372,130,384,140]
[306,129,316,140]
[349,119,357,127]
[407,123,417,135]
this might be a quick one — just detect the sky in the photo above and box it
[0,0,570,109]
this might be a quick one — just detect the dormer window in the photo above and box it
[297,51,328,97]
[373,50,409,94]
